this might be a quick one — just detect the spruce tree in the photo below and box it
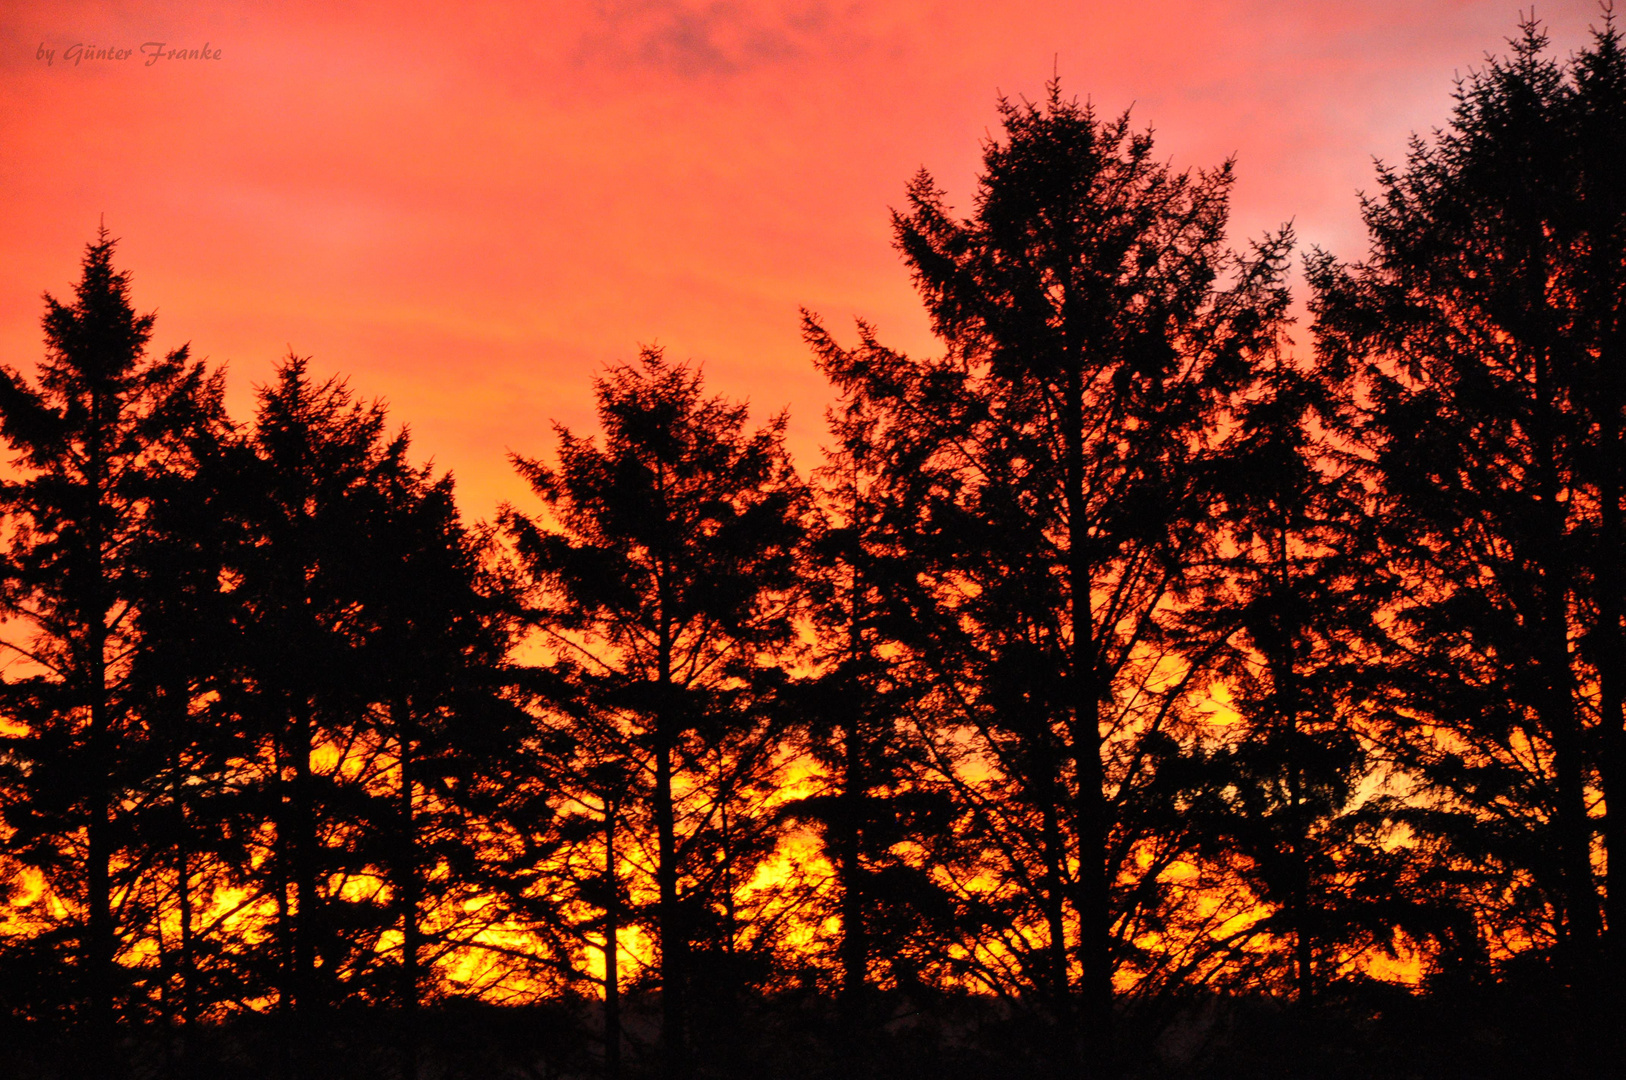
[230,358,432,1067]
[505,348,806,1078]
[1192,345,1427,1003]
[813,81,1291,1071]
[1309,22,1626,1014]
[0,228,225,1070]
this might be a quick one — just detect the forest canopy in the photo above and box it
[0,16,1622,1080]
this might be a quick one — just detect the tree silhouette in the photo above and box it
[228,358,469,1070]
[118,371,244,1069]
[7,24,1626,1075]
[355,435,523,1080]
[798,316,994,1040]
[814,80,1292,1069]
[505,348,806,1078]
[1189,342,1439,1004]
[1309,24,1626,1027]
[0,228,225,1072]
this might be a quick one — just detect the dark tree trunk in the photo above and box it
[654,604,687,1080]
[604,796,621,1080]
[1064,361,1112,1074]
[173,738,197,1076]
[396,699,420,1080]
[84,408,117,1079]
[290,695,318,1077]
[837,716,866,1026]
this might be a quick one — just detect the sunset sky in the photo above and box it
[0,0,1607,518]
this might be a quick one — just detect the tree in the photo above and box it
[1563,16,1626,999]
[1309,21,1626,1017]
[1192,346,1434,1003]
[505,348,806,1077]
[355,438,524,1080]
[227,357,511,1069]
[0,228,225,1070]
[118,376,245,1061]
[811,80,1292,1070]
[797,317,1000,1040]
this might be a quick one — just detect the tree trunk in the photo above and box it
[86,663,115,1075]
[1040,783,1074,1058]
[839,478,870,1046]
[654,604,686,1079]
[1532,463,1600,989]
[1064,362,1112,1075]
[838,711,867,1027]
[397,699,420,1080]
[1276,533,1314,1007]
[604,796,621,1080]
[84,403,117,1078]
[291,696,318,1077]
[173,738,197,1076]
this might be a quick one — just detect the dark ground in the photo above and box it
[0,979,1613,1080]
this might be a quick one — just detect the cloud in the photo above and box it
[576,0,845,79]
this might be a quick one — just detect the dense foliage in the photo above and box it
[1,18,1621,1080]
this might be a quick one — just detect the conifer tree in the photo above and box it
[1193,347,1427,1003]
[0,228,225,1071]
[813,81,1292,1070]
[798,317,986,1039]
[358,446,522,1080]
[119,382,245,1060]
[230,358,429,1066]
[505,348,806,1078]
[1309,21,1626,1010]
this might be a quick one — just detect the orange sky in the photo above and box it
[0,0,1606,519]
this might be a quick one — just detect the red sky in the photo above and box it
[0,0,1607,518]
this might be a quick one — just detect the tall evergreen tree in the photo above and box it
[505,348,806,1078]
[798,317,1002,1034]
[229,358,450,1069]
[1309,22,1626,1015]
[812,81,1292,1071]
[0,228,225,1071]
[119,376,244,1062]
[357,444,524,1080]
[1192,346,1431,1003]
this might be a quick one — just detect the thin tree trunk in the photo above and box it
[274,733,294,1080]
[1531,434,1601,990]
[173,740,197,1075]
[291,696,318,1078]
[396,699,420,1080]
[604,795,621,1080]
[1040,785,1074,1046]
[654,600,687,1080]
[1064,363,1112,1076]
[84,402,117,1079]
[86,667,115,1076]
[838,474,869,1045]
[838,711,866,1027]
[1276,530,1314,1007]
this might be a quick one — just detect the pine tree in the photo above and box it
[814,81,1292,1071]
[0,228,225,1070]
[505,348,806,1078]
[1192,345,1429,1003]
[797,316,985,1048]
[119,374,243,1065]
[1309,22,1626,1016]
[230,358,431,1068]
[357,445,523,1080]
